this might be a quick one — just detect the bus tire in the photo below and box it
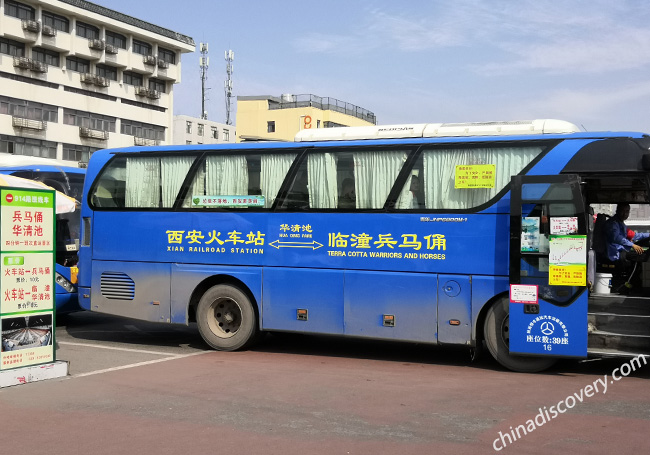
[483,297,556,373]
[196,284,258,351]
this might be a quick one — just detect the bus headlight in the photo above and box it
[55,272,76,293]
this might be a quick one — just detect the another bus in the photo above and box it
[77,119,650,371]
[0,162,84,314]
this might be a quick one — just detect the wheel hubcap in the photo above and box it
[207,298,241,339]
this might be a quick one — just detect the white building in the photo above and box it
[0,0,194,166]
[172,115,235,145]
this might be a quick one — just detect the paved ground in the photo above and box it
[1,311,649,454]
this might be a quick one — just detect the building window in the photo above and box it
[4,0,35,20]
[62,143,98,163]
[105,31,126,49]
[42,10,69,32]
[0,37,25,57]
[122,71,143,87]
[158,47,176,64]
[32,47,60,66]
[211,127,218,139]
[121,119,165,141]
[148,78,166,93]
[186,121,192,134]
[66,56,90,73]
[197,124,204,136]
[75,21,99,40]
[96,64,117,81]
[0,96,58,122]
[0,134,56,159]
[267,121,276,133]
[132,39,152,56]
[186,140,192,145]
[63,108,116,132]
[223,129,230,141]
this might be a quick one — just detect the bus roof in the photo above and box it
[0,155,81,168]
[294,119,580,142]
[0,164,85,174]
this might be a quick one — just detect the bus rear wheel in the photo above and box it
[483,297,556,373]
[196,284,258,351]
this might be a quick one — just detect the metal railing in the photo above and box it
[269,94,376,124]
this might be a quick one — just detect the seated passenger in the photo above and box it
[604,203,650,268]
[338,178,356,209]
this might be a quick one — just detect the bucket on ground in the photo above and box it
[594,272,612,293]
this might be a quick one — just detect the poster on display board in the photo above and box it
[0,188,55,371]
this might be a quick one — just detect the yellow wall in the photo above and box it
[236,97,375,142]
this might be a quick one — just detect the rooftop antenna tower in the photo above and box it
[224,49,234,125]
[199,43,209,119]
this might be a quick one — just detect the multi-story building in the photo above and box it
[236,94,377,142]
[172,115,235,145]
[0,0,194,165]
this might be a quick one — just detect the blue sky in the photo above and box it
[95,0,650,132]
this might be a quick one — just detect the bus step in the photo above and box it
[587,347,650,359]
[588,330,650,353]
[588,294,650,316]
[588,313,650,337]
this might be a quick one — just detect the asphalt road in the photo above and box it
[1,311,648,455]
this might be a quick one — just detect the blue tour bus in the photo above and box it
[77,119,650,371]
[0,163,84,314]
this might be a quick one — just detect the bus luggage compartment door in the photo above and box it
[343,270,437,343]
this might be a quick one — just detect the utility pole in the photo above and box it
[199,43,209,119]
[224,50,234,125]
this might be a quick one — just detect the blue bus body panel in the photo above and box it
[344,270,437,342]
[263,268,344,334]
[437,275,472,345]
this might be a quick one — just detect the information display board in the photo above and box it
[0,188,55,370]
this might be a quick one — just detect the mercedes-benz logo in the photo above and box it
[540,321,555,336]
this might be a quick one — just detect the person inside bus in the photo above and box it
[338,178,356,209]
[409,175,424,209]
[604,203,650,268]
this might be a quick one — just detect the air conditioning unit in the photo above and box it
[135,86,148,96]
[105,44,118,55]
[94,76,110,87]
[157,59,169,69]
[134,137,158,146]
[29,61,48,73]
[79,127,108,140]
[142,55,156,66]
[88,39,105,51]
[21,20,40,33]
[80,73,96,84]
[146,89,161,100]
[13,57,31,69]
[42,25,57,37]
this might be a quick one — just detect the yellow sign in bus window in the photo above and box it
[455,164,496,188]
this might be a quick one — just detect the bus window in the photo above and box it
[182,153,297,209]
[395,145,544,210]
[280,148,411,210]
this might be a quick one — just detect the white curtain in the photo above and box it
[161,156,195,208]
[353,151,408,209]
[395,174,414,209]
[261,154,296,208]
[423,147,542,209]
[308,153,338,208]
[125,157,160,207]
[206,155,249,195]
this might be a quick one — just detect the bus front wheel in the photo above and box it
[196,284,258,351]
[483,297,556,373]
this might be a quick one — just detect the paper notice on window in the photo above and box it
[454,164,495,188]
[510,284,538,304]
[550,217,578,235]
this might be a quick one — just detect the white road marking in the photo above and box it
[72,351,211,378]
[58,341,181,356]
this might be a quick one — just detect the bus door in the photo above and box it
[509,174,588,358]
